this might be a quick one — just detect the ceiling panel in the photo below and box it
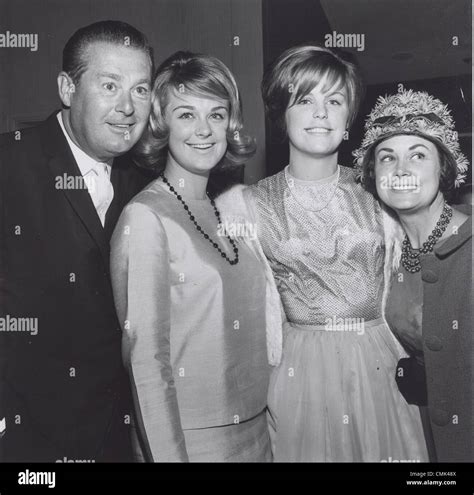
[320,0,471,83]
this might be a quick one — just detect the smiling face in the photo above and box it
[59,41,152,162]
[285,74,349,161]
[374,134,442,212]
[164,91,230,175]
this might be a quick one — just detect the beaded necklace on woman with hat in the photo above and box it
[353,89,469,275]
[400,202,453,273]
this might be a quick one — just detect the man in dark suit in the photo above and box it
[0,20,155,462]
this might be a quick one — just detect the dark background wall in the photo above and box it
[262,0,333,176]
[262,0,472,193]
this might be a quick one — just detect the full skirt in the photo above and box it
[267,318,429,462]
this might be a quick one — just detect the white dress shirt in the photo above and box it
[57,112,114,226]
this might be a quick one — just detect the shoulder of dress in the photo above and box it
[250,170,286,196]
[122,182,172,218]
[340,165,379,204]
[112,194,169,247]
[131,179,169,202]
[339,164,365,187]
[339,164,356,175]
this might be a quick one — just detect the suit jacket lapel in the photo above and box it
[40,112,109,266]
[104,162,125,241]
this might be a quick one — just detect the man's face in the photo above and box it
[62,42,152,162]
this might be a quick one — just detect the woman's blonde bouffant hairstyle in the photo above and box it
[133,51,256,172]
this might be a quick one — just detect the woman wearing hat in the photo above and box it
[354,89,472,462]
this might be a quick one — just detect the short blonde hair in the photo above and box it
[134,51,256,171]
[262,44,364,133]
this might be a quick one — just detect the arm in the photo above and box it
[110,202,188,462]
[216,185,285,367]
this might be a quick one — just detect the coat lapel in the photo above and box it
[104,160,127,241]
[40,112,109,266]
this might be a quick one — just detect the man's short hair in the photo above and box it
[62,20,154,84]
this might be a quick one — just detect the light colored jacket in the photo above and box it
[380,204,405,316]
[216,185,285,366]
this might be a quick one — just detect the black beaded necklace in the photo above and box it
[159,173,239,266]
[401,202,453,273]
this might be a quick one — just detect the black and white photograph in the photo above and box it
[0,0,472,488]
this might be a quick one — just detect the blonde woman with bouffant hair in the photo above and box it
[134,50,256,175]
[111,51,272,462]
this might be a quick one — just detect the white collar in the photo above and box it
[57,112,111,177]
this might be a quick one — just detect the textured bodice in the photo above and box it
[250,165,385,325]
